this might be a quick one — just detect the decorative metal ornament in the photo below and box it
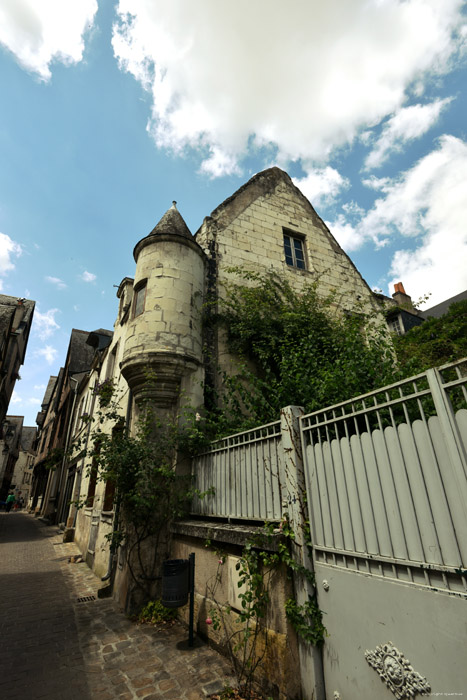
[365,642,431,699]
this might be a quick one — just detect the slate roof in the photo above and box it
[0,304,15,338]
[67,329,96,375]
[42,376,58,409]
[148,202,192,239]
[421,290,467,319]
[20,426,37,451]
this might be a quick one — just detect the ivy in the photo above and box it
[210,270,396,432]
[204,518,327,696]
[393,299,467,374]
[284,596,326,647]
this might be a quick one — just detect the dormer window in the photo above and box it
[133,281,147,318]
[283,230,306,269]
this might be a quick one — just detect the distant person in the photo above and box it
[5,492,15,513]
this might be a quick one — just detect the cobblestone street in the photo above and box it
[0,512,234,699]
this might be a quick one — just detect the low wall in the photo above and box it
[171,520,302,700]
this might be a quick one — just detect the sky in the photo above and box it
[0,0,466,427]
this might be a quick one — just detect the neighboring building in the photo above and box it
[0,415,23,500]
[421,289,467,319]
[0,295,35,429]
[32,329,96,521]
[30,375,58,511]
[377,282,425,335]
[380,283,467,335]
[10,425,37,504]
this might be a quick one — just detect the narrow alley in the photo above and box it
[0,513,234,700]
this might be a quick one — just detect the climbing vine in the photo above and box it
[71,381,210,610]
[204,518,326,698]
[205,269,396,434]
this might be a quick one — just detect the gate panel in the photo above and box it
[301,360,467,698]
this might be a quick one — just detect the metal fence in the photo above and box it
[190,420,283,521]
[301,360,467,573]
[190,359,467,574]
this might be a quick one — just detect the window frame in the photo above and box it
[133,280,147,318]
[283,229,306,270]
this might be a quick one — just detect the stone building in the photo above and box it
[45,167,390,698]
[10,425,36,504]
[31,329,96,521]
[0,295,35,429]
[0,415,23,500]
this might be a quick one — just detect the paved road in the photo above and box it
[0,513,233,699]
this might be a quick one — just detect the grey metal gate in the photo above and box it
[301,360,467,699]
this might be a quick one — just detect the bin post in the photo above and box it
[188,552,195,647]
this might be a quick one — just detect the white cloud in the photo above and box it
[10,392,22,405]
[45,275,67,290]
[33,384,46,391]
[27,397,41,405]
[112,0,465,176]
[0,232,22,290]
[33,308,60,340]
[293,167,349,210]
[328,135,467,304]
[0,0,98,81]
[36,344,58,365]
[364,98,453,169]
[81,270,96,283]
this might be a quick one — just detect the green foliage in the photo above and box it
[205,519,326,695]
[285,597,326,647]
[213,270,395,430]
[137,599,177,625]
[75,383,206,602]
[93,378,115,407]
[44,447,65,471]
[393,300,467,374]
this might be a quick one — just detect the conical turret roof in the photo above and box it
[149,201,192,239]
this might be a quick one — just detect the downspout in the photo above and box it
[101,388,132,583]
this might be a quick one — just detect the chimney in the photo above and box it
[392,282,414,309]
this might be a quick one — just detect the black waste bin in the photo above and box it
[161,558,190,608]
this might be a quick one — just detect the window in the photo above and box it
[283,231,306,269]
[86,439,101,508]
[389,316,402,335]
[106,343,118,381]
[133,281,147,318]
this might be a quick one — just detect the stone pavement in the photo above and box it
[0,512,235,700]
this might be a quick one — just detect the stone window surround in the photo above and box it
[283,228,306,269]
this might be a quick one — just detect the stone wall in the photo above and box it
[171,522,302,700]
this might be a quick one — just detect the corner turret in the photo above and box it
[121,203,206,413]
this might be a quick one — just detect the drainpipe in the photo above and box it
[101,389,132,583]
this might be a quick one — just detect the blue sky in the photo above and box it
[0,0,466,426]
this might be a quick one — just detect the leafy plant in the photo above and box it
[137,599,177,625]
[208,270,396,432]
[205,519,326,697]
[393,299,467,373]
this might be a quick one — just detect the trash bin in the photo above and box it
[161,558,190,608]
